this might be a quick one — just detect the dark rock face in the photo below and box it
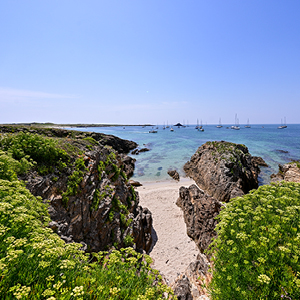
[177,184,222,253]
[184,141,260,202]
[252,156,268,167]
[120,154,136,178]
[10,128,152,254]
[271,162,300,183]
[168,170,180,181]
[131,148,150,155]
[173,253,211,300]
[129,180,142,187]
[173,276,193,300]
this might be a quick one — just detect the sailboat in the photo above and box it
[231,114,240,130]
[166,121,170,128]
[216,118,222,128]
[278,117,287,129]
[245,119,251,128]
[163,122,166,129]
[198,120,204,131]
[195,119,199,129]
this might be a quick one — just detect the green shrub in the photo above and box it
[120,170,128,181]
[111,164,120,182]
[124,235,134,247]
[83,137,98,145]
[0,151,34,181]
[0,132,69,166]
[0,132,70,175]
[208,181,300,299]
[0,179,175,299]
[62,164,85,207]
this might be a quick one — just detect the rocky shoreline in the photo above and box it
[1,125,299,299]
[0,125,152,254]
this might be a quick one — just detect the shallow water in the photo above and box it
[68,124,300,185]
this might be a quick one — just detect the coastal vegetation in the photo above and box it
[0,129,175,299]
[208,181,300,299]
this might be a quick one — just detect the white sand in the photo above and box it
[137,178,200,284]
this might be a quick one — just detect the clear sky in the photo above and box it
[1,0,300,125]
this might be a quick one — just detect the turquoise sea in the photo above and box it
[68,124,300,185]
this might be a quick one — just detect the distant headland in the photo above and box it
[0,122,154,128]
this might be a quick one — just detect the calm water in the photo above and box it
[68,124,300,185]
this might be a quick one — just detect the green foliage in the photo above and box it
[0,151,34,181]
[120,170,128,181]
[91,189,101,211]
[97,160,106,181]
[61,156,88,207]
[120,213,127,226]
[75,157,87,171]
[62,158,86,207]
[0,132,70,175]
[111,196,121,212]
[91,188,112,212]
[208,181,300,299]
[131,185,137,202]
[124,235,134,247]
[83,137,98,145]
[51,176,58,182]
[111,163,121,182]
[0,169,175,299]
[108,211,114,222]
[104,152,115,167]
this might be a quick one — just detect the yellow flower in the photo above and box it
[257,274,271,284]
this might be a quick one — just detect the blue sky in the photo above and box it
[1,1,299,125]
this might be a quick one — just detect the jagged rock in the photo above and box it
[168,170,180,181]
[271,162,300,183]
[131,148,150,155]
[173,275,193,300]
[120,154,136,178]
[13,129,152,254]
[252,156,268,167]
[139,148,150,153]
[184,141,261,202]
[129,180,142,187]
[177,184,222,253]
[131,149,139,155]
[173,253,211,300]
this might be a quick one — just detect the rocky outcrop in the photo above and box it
[177,184,222,253]
[252,156,268,167]
[172,253,211,300]
[184,141,261,202]
[131,148,150,155]
[129,180,143,187]
[173,276,193,300]
[120,154,136,178]
[168,170,180,181]
[271,162,300,183]
[6,127,152,254]
[0,125,137,154]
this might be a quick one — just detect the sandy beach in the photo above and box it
[137,177,200,284]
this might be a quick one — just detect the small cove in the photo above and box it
[67,124,300,185]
